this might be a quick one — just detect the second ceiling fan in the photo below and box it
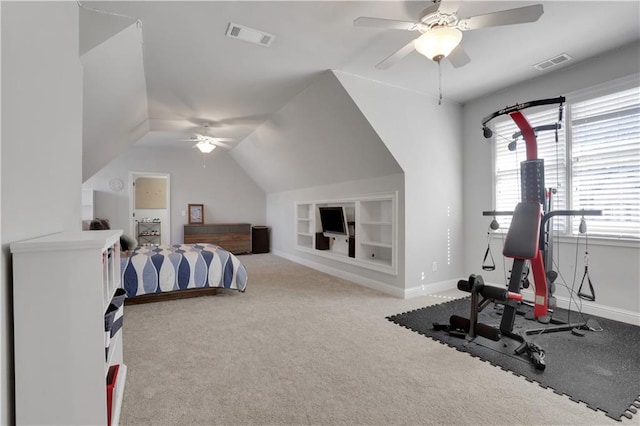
[354,0,544,69]
[182,125,234,153]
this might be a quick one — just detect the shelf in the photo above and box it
[359,240,392,248]
[106,329,123,375]
[138,221,161,246]
[111,364,127,426]
[297,233,313,249]
[297,245,394,273]
[294,193,397,275]
[10,230,125,425]
[359,256,393,268]
[296,203,312,220]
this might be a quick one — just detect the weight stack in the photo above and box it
[521,159,545,205]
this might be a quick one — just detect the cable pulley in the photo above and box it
[482,220,498,271]
[577,217,596,301]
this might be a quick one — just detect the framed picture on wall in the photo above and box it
[188,204,204,224]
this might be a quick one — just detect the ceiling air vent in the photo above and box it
[225,22,275,47]
[534,53,572,71]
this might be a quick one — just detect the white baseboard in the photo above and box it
[404,280,459,299]
[548,293,639,326]
[273,250,405,298]
[486,281,640,326]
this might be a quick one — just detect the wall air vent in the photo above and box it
[534,53,572,71]
[225,22,275,47]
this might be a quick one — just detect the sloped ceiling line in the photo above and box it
[80,11,149,182]
[79,2,138,57]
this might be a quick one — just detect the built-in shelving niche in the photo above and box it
[295,192,397,275]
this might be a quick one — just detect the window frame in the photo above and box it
[490,74,640,243]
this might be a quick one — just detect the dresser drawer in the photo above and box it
[184,223,250,235]
[183,223,251,254]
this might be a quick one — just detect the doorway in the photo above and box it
[129,172,170,246]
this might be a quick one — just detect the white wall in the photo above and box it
[231,70,402,194]
[0,3,3,419]
[81,22,149,181]
[83,146,266,244]
[462,41,640,323]
[1,2,83,423]
[268,174,405,293]
[335,72,464,296]
[233,70,408,295]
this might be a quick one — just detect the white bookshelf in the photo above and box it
[296,202,314,249]
[357,198,394,267]
[11,230,127,425]
[294,192,397,275]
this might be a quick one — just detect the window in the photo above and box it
[570,87,640,238]
[492,82,640,239]
[493,108,567,231]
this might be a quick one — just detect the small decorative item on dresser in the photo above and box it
[188,204,204,224]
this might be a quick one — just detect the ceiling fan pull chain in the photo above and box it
[438,60,443,105]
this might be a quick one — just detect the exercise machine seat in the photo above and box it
[503,202,541,260]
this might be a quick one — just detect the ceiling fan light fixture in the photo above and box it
[196,141,216,154]
[414,26,462,62]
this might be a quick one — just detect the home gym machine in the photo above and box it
[440,96,601,370]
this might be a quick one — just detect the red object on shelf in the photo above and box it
[106,364,120,426]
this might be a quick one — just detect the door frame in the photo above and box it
[128,171,171,244]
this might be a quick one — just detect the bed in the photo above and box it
[120,243,247,302]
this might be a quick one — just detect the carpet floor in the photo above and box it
[120,254,635,425]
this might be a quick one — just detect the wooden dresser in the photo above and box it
[184,223,251,254]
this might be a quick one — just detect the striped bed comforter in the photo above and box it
[121,244,247,298]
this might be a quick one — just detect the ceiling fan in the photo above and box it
[354,0,544,69]
[182,125,234,153]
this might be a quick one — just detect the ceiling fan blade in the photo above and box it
[458,4,543,31]
[354,17,419,31]
[375,39,417,69]
[211,140,233,149]
[447,45,470,68]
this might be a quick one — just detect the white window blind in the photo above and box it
[570,87,640,239]
[493,108,566,230]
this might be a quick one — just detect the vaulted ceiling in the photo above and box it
[80,1,640,176]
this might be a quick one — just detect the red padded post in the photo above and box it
[510,111,538,160]
[530,249,548,317]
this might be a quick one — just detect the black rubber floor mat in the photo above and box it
[387,297,640,421]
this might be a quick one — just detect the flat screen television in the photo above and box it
[319,206,348,237]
